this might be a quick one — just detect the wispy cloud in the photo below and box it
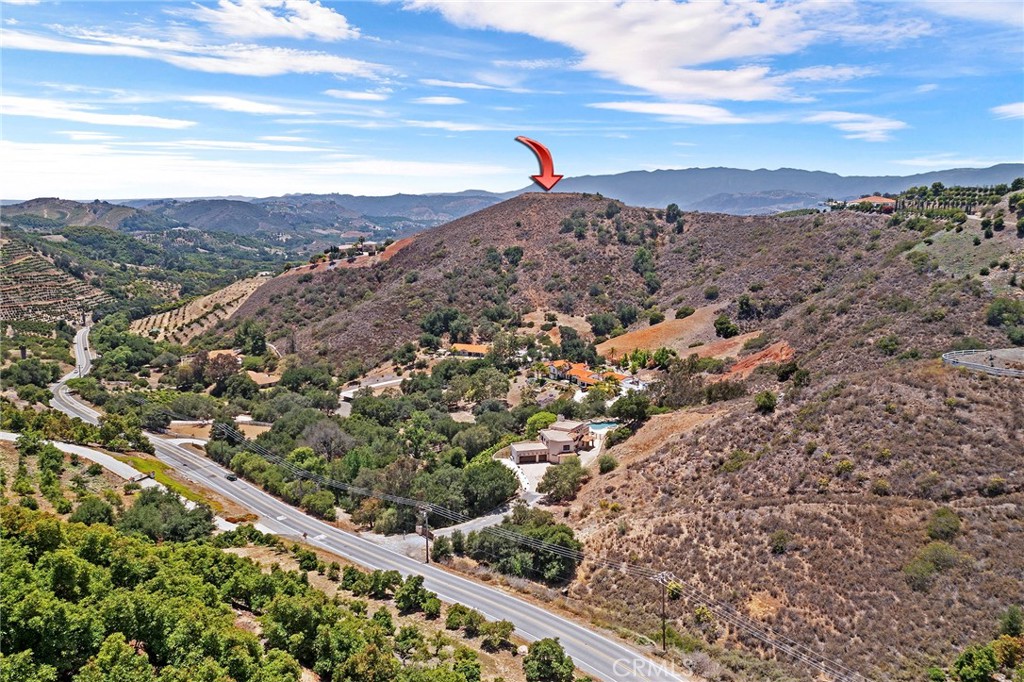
[419,78,501,91]
[779,65,877,83]
[492,57,570,70]
[3,95,195,129]
[914,83,939,94]
[991,102,1024,119]
[0,139,517,198]
[3,28,387,78]
[589,101,758,125]
[324,89,389,101]
[413,96,466,105]
[58,131,121,141]
[258,135,310,142]
[181,95,312,115]
[402,119,506,132]
[188,0,359,41]
[405,1,928,103]
[913,0,1024,27]
[123,139,328,153]
[804,111,908,141]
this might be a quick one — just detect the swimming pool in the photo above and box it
[589,420,620,433]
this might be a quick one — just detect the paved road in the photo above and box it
[49,327,689,682]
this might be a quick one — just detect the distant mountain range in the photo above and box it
[543,163,1024,213]
[3,164,1021,233]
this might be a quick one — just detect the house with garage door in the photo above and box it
[509,418,593,464]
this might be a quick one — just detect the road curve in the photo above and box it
[48,326,690,682]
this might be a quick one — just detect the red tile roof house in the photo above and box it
[850,195,897,213]
[509,418,592,464]
[545,360,627,389]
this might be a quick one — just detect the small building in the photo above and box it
[547,360,627,389]
[509,441,549,464]
[451,343,491,358]
[509,417,592,465]
[848,195,897,213]
[246,370,280,388]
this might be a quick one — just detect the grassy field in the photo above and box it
[113,452,224,513]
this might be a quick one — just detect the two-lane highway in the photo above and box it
[49,327,690,682]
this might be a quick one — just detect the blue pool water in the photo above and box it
[589,420,620,433]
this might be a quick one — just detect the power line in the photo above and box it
[112,395,871,681]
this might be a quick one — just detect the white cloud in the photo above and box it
[492,58,570,70]
[402,119,501,132]
[123,139,328,153]
[405,1,927,102]
[991,102,1024,119]
[588,101,756,125]
[258,135,309,142]
[324,89,389,101]
[58,131,121,141]
[804,111,908,141]
[189,0,359,41]
[0,140,517,198]
[913,1,1024,26]
[894,153,1022,168]
[3,28,386,78]
[181,95,311,115]
[419,78,500,91]
[1,0,41,5]
[914,83,939,94]
[413,96,466,105]
[780,65,877,83]
[3,95,195,129]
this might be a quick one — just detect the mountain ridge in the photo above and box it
[4,164,1021,221]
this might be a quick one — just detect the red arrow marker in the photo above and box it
[515,136,563,191]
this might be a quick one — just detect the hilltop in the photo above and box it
[233,192,665,366]
[227,187,1023,680]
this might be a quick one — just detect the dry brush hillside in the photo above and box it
[231,191,1023,680]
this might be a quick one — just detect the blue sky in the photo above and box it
[1,0,1022,199]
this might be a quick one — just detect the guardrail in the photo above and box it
[941,350,1024,378]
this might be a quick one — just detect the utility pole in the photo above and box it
[417,507,431,564]
[654,571,672,652]
[661,579,667,651]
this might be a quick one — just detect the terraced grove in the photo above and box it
[0,238,111,324]
[130,275,270,344]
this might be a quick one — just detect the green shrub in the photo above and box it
[927,507,962,541]
[753,391,777,413]
[769,530,792,555]
[676,306,695,319]
[714,314,739,338]
[598,454,618,474]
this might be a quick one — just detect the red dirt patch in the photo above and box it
[719,341,794,381]
[690,330,763,360]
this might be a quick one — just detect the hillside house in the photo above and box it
[545,360,627,389]
[509,418,593,464]
[246,370,280,388]
[451,343,491,358]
